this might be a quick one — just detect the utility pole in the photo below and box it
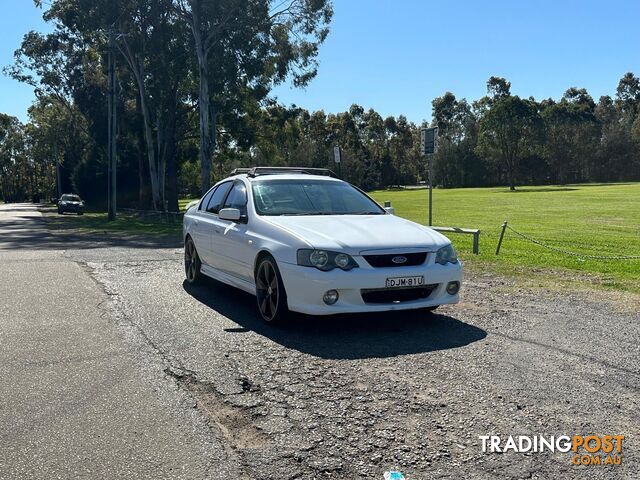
[428,154,433,226]
[107,29,117,221]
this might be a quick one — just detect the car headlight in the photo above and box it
[297,249,358,271]
[435,244,458,265]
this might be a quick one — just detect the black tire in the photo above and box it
[58,210,63,215]
[255,255,289,324]
[78,212,84,216]
[184,236,203,285]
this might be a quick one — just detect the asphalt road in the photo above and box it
[1,203,638,480]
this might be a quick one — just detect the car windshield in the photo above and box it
[61,195,81,202]
[251,179,385,216]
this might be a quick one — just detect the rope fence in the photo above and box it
[496,221,640,260]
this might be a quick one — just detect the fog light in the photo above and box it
[323,289,339,305]
[446,281,460,295]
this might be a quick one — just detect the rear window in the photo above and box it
[206,182,232,214]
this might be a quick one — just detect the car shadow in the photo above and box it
[183,278,487,360]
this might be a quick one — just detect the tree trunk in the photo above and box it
[198,62,213,194]
[189,2,214,195]
[508,161,516,190]
[139,92,161,209]
[135,94,149,207]
[119,43,162,210]
[163,100,179,213]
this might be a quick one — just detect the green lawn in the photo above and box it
[370,183,640,293]
[49,183,640,292]
[47,210,183,237]
[179,198,198,211]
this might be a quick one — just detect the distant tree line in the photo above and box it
[1,2,639,208]
[1,0,333,209]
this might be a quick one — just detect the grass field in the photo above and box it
[369,183,640,293]
[47,183,640,292]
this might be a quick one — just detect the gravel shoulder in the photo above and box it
[82,242,639,479]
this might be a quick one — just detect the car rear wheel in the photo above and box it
[184,237,203,285]
[255,256,288,324]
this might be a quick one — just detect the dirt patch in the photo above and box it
[165,367,271,451]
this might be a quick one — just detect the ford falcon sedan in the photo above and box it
[183,167,462,323]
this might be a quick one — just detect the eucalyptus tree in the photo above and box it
[41,0,191,210]
[477,95,543,190]
[541,88,599,183]
[431,93,479,187]
[26,95,90,197]
[0,115,28,202]
[6,8,97,197]
[174,0,333,193]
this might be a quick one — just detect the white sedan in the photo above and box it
[183,167,462,323]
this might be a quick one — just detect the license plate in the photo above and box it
[385,276,424,288]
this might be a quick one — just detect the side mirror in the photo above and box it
[384,206,395,215]
[219,208,241,221]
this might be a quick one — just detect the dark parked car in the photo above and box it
[57,194,85,215]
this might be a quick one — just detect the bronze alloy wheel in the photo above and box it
[255,257,288,323]
[184,237,202,285]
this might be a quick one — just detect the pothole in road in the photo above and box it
[164,367,270,451]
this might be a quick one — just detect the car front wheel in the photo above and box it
[184,236,203,285]
[255,256,289,324]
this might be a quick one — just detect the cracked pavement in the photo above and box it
[1,203,638,479]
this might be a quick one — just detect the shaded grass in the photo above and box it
[47,210,182,237]
[47,199,200,237]
[369,183,640,293]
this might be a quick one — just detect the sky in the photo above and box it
[1,0,639,124]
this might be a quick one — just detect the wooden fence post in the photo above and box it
[496,220,508,255]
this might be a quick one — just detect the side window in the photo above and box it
[199,186,217,211]
[206,181,232,214]
[222,183,248,216]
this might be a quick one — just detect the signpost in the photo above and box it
[333,145,342,178]
[420,127,438,226]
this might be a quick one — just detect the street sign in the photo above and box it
[420,127,438,156]
[333,146,341,164]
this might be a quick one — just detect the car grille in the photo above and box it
[362,252,428,268]
[361,284,439,304]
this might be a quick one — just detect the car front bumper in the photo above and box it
[60,204,84,212]
[278,258,462,315]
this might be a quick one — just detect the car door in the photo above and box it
[190,186,217,266]
[214,181,256,282]
[197,181,233,268]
